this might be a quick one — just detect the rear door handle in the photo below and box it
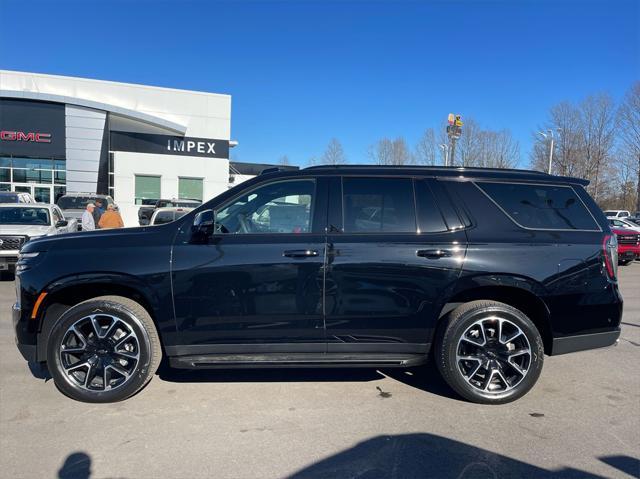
[417,249,453,259]
[283,249,319,258]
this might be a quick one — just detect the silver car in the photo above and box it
[0,203,77,274]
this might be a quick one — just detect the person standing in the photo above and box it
[98,204,125,229]
[93,199,105,228]
[82,203,96,231]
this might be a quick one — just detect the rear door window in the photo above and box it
[414,180,448,233]
[476,182,599,231]
[342,178,416,233]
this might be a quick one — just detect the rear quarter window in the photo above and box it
[476,182,599,231]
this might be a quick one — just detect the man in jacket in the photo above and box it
[98,204,125,229]
[81,203,96,231]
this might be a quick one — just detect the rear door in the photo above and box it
[324,176,467,356]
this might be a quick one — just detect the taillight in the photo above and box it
[602,234,618,281]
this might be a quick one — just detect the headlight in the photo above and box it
[16,251,42,272]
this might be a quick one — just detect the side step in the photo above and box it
[169,353,427,369]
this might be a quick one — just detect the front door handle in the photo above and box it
[283,249,319,258]
[417,249,453,259]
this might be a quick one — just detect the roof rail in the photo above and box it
[260,167,286,175]
[303,164,550,176]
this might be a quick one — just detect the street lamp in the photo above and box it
[439,144,449,167]
[537,129,560,174]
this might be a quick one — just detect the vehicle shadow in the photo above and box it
[286,433,637,478]
[156,360,462,400]
[157,364,386,384]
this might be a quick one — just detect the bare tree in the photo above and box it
[618,82,640,212]
[278,155,290,166]
[415,128,437,165]
[369,137,412,165]
[320,138,347,165]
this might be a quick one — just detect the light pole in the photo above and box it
[439,144,449,167]
[538,129,560,174]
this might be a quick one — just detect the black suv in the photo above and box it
[13,166,622,404]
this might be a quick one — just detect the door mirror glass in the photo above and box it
[55,219,68,227]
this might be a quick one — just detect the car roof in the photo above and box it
[255,165,590,186]
[153,207,195,213]
[0,202,53,208]
[60,193,111,198]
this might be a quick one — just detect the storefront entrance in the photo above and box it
[12,183,53,203]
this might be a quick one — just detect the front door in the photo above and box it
[171,178,327,355]
[324,176,467,355]
[12,184,53,203]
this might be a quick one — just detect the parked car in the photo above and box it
[138,198,201,225]
[57,193,115,230]
[14,166,623,404]
[604,210,630,218]
[149,207,194,225]
[0,203,76,274]
[608,217,640,230]
[610,226,640,265]
[0,191,36,204]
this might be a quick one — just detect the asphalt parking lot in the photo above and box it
[1,267,639,479]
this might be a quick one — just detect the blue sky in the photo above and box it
[1,0,638,167]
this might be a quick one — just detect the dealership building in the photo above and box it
[0,70,279,226]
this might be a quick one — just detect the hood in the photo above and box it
[612,227,640,235]
[0,225,54,238]
[62,209,85,219]
[21,222,175,254]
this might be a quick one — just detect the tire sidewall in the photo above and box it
[441,305,544,404]
[47,299,153,403]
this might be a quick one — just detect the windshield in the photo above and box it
[58,196,112,209]
[0,207,50,225]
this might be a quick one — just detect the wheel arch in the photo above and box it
[35,274,164,362]
[439,282,553,355]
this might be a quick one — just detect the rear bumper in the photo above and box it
[551,329,620,355]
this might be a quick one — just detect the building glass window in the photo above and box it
[135,175,161,205]
[0,157,66,204]
[178,177,203,201]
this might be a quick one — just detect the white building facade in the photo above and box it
[0,70,232,226]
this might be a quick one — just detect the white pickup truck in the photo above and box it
[0,203,77,274]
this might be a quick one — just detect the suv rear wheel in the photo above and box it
[435,300,544,404]
[47,296,161,403]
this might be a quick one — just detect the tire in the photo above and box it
[46,295,162,403]
[619,260,631,266]
[435,300,544,404]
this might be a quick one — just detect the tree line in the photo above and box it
[277,81,639,212]
[530,83,639,212]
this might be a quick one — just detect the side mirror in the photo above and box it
[192,210,215,237]
[56,219,68,227]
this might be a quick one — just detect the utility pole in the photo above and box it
[447,113,463,166]
[538,129,560,174]
[439,143,449,166]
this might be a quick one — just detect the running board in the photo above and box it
[169,353,427,369]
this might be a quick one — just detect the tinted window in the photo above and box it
[216,180,314,234]
[414,180,448,233]
[477,182,599,231]
[342,178,416,233]
[58,196,98,209]
[153,211,175,225]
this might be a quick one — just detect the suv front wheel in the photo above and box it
[47,296,161,403]
[435,300,544,404]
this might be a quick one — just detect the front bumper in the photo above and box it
[13,302,37,362]
[551,329,621,355]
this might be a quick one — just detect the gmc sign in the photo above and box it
[0,131,52,143]
[0,99,66,158]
